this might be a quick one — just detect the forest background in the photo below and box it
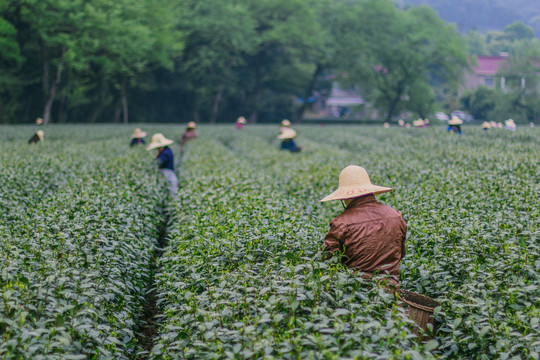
[1,0,540,125]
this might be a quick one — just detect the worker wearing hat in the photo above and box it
[130,128,147,146]
[447,116,463,135]
[147,133,177,196]
[504,119,516,131]
[280,119,292,134]
[28,130,44,144]
[481,122,491,131]
[321,165,407,287]
[278,128,302,152]
[235,116,247,129]
[180,121,198,146]
[412,118,426,128]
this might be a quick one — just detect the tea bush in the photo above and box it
[153,125,538,359]
[0,124,537,359]
[0,126,170,359]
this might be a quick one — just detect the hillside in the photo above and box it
[399,0,540,36]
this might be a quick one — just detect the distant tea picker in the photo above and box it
[235,116,247,129]
[278,128,302,152]
[28,130,44,144]
[147,133,177,196]
[320,165,406,288]
[130,128,147,146]
[179,121,198,147]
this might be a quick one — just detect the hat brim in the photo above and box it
[320,185,393,202]
[146,139,173,151]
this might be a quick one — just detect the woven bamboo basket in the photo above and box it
[397,289,440,334]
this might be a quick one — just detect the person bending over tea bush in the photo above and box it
[278,128,302,152]
[130,128,147,146]
[28,130,44,144]
[321,165,406,288]
[147,133,178,196]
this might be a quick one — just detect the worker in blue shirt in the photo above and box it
[278,128,302,152]
[147,133,177,196]
[130,128,147,146]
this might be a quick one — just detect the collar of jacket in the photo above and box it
[346,194,377,209]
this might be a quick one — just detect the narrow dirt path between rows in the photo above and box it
[133,202,171,359]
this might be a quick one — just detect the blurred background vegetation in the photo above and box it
[1,0,539,124]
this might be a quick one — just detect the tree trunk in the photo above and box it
[210,87,224,124]
[385,94,402,123]
[192,93,199,122]
[249,55,262,123]
[113,103,122,123]
[42,43,49,96]
[296,63,322,122]
[42,47,65,125]
[58,92,67,123]
[121,80,128,124]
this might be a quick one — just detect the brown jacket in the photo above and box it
[323,195,407,284]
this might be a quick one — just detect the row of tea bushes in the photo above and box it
[152,136,430,359]
[155,126,538,359]
[296,126,539,359]
[0,133,167,359]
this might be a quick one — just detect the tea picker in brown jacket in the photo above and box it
[321,165,407,288]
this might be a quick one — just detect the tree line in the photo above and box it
[462,22,540,123]
[1,0,469,124]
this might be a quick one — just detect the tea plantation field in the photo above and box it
[0,124,538,359]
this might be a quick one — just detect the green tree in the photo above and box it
[460,86,497,120]
[0,16,23,123]
[346,0,468,122]
[496,43,540,122]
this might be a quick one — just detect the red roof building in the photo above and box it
[460,55,508,94]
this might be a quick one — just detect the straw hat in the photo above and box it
[448,116,463,125]
[36,130,44,141]
[36,117,43,125]
[505,119,515,126]
[320,165,392,202]
[490,121,497,128]
[187,121,197,129]
[146,133,173,151]
[412,118,425,127]
[131,128,147,138]
[398,119,405,126]
[384,122,390,128]
[277,128,296,139]
[281,119,291,127]
[236,116,247,124]
[481,121,491,129]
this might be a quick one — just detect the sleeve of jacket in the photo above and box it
[323,220,346,260]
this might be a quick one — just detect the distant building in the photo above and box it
[460,54,540,95]
[460,55,507,95]
[324,82,364,118]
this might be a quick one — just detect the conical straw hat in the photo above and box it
[187,121,197,129]
[412,118,425,127]
[277,128,296,139]
[448,116,463,125]
[320,165,392,202]
[281,119,291,127]
[146,133,173,151]
[131,128,147,138]
[481,121,491,129]
[505,119,515,126]
[36,130,44,141]
[36,117,43,125]
[236,116,246,124]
